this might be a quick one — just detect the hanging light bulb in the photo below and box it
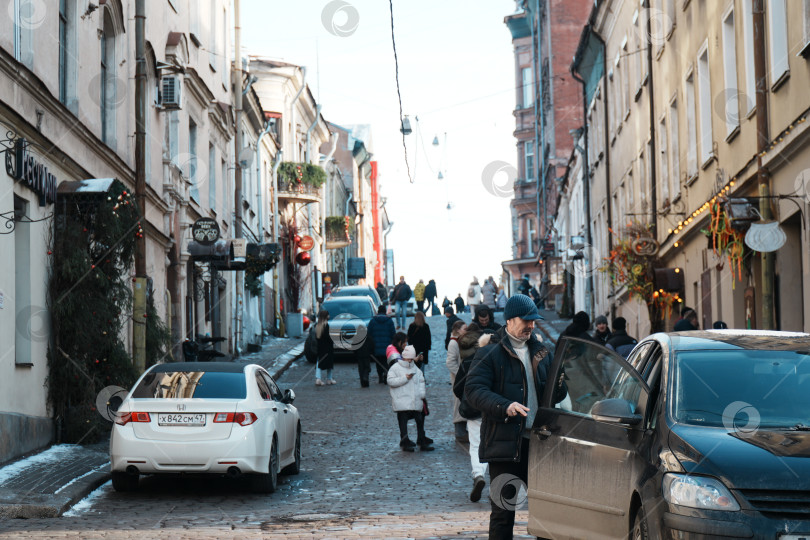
[400,115,413,135]
[438,171,444,180]
[432,135,439,146]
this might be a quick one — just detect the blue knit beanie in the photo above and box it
[504,294,543,321]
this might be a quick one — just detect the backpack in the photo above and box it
[467,286,476,298]
[304,327,318,364]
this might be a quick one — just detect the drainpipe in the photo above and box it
[343,193,353,285]
[133,0,147,370]
[271,150,283,334]
[256,120,272,339]
[305,106,321,316]
[530,0,543,274]
[570,67,593,319]
[321,132,338,275]
[753,0,774,329]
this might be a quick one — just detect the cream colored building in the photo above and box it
[564,0,810,336]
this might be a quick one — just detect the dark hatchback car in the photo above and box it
[528,330,810,539]
[319,296,375,360]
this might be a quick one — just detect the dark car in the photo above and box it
[328,285,382,309]
[527,330,810,539]
[319,297,375,360]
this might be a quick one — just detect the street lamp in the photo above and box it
[400,115,412,135]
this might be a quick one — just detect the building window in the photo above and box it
[13,0,35,67]
[633,10,643,93]
[59,0,68,103]
[803,0,810,50]
[621,38,630,118]
[525,140,535,180]
[742,0,756,114]
[189,119,199,203]
[685,72,697,178]
[658,115,669,202]
[222,159,229,226]
[100,10,117,148]
[14,195,32,365]
[527,218,536,257]
[209,144,217,213]
[221,6,228,86]
[722,7,740,137]
[522,67,533,108]
[209,0,217,70]
[767,0,789,86]
[697,43,713,165]
[669,98,681,197]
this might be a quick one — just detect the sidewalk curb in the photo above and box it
[270,343,306,380]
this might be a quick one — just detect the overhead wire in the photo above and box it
[388,0,413,183]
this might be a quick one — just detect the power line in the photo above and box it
[388,0,412,183]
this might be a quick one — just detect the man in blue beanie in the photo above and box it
[465,294,567,539]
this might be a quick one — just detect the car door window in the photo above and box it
[261,372,283,401]
[625,342,653,372]
[256,373,273,401]
[553,337,647,419]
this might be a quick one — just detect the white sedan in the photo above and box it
[110,362,300,493]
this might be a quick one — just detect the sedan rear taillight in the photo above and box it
[213,412,258,426]
[115,412,151,426]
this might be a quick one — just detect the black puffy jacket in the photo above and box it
[465,327,566,463]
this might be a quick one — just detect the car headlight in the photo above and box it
[662,473,740,511]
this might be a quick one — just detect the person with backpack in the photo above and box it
[390,276,413,330]
[453,323,487,502]
[425,279,438,314]
[375,282,388,304]
[466,277,482,314]
[367,304,396,386]
[313,310,335,386]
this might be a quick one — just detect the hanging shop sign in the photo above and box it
[191,217,220,245]
[744,221,787,252]
[5,138,58,206]
[298,235,314,251]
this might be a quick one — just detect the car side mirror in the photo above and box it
[591,398,642,426]
[282,389,295,404]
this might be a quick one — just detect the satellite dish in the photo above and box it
[238,147,254,167]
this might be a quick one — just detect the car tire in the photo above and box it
[281,425,301,475]
[251,438,279,494]
[631,504,649,540]
[111,471,139,492]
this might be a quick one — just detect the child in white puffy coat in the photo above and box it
[387,345,434,451]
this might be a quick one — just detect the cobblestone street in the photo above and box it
[0,314,534,539]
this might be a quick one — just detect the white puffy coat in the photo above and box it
[387,359,426,412]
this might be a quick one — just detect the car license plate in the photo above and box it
[779,535,810,540]
[157,413,206,426]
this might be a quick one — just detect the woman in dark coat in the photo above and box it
[315,310,335,386]
[407,311,432,376]
[424,279,438,313]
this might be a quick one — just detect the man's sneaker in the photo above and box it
[417,436,434,445]
[328,379,337,385]
[400,438,416,451]
[315,378,324,386]
[419,444,435,451]
[470,475,486,502]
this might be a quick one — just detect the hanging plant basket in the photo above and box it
[325,215,351,249]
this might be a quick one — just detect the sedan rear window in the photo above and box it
[322,301,373,319]
[131,371,247,399]
[673,350,810,428]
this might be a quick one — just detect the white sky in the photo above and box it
[242,0,518,300]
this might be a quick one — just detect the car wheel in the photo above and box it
[631,504,649,540]
[111,471,139,492]
[281,424,301,475]
[251,438,279,494]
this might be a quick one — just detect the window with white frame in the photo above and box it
[633,10,643,94]
[209,144,217,213]
[525,140,535,180]
[742,0,756,114]
[526,218,536,256]
[622,38,630,117]
[659,115,669,202]
[189,120,199,203]
[13,0,34,67]
[697,43,713,165]
[685,72,697,178]
[522,67,533,108]
[669,97,681,197]
[222,159,228,224]
[609,68,617,138]
[722,7,740,137]
[209,0,217,70]
[627,166,635,209]
[221,7,228,86]
[767,0,789,86]
[644,140,652,206]
[100,9,117,148]
[638,148,646,210]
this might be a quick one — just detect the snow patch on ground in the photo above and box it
[63,481,112,516]
[0,445,77,484]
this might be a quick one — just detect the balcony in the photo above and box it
[277,178,322,203]
[276,162,325,204]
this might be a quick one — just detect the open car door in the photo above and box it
[527,337,650,540]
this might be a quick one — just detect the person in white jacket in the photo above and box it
[388,345,434,451]
[466,277,482,314]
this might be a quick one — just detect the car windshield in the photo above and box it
[332,288,379,304]
[131,371,247,399]
[322,301,373,320]
[673,350,810,428]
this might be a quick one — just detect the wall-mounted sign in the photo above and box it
[348,257,366,280]
[231,238,247,259]
[298,235,314,251]
[5,138,58,206]
[191,217,220,245]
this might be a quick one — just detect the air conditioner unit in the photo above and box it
[159,75,182,110]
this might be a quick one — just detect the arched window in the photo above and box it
[100,9,116,146]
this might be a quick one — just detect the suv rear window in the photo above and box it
[131,371,247,399]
